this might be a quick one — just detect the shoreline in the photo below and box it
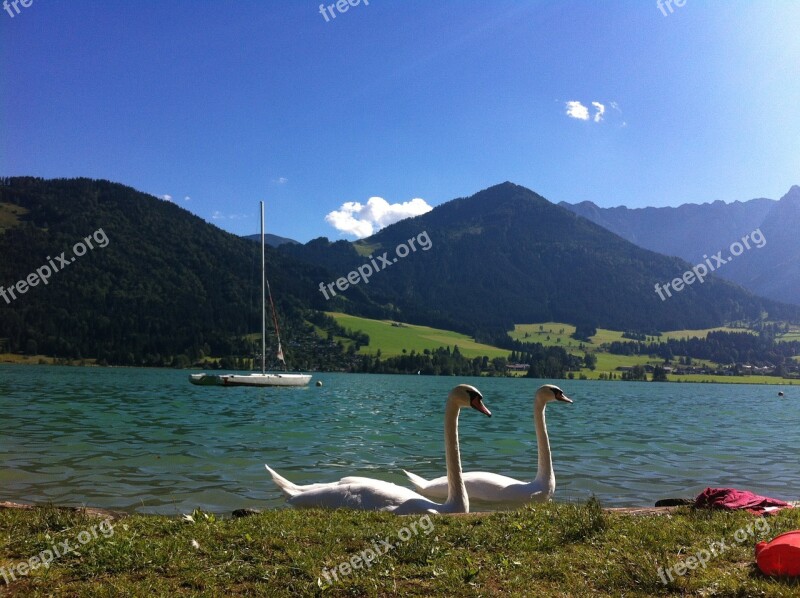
[4,499,798,520]
[0,499,682,520]
[1,358,797,386]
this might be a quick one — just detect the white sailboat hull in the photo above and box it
[188,201,312,388]
[189,373,311,387]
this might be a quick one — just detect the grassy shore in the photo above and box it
[2,501,799,596]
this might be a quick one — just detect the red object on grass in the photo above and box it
[756,531,800,577]
[694,487,793,515]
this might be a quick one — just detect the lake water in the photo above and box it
[1,366,798,515]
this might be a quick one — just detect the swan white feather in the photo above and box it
[403,384,571,504]
[265,384,491,514]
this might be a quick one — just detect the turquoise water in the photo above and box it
[1,365,798,515]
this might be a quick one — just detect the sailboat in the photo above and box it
[189,202,312,387]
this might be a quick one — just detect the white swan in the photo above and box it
[264,384,491,514]
[403,384,571,504]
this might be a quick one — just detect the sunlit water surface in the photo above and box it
[1,366,797,514]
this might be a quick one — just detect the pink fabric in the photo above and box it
[695,487,792,515]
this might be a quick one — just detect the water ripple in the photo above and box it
[1,367,798,514]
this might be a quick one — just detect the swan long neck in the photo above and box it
[443,397,468,513]
[533,397,554,487]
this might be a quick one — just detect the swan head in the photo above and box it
[536,384,573,405]
[450,384,492,417]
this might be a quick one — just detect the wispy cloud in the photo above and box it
[592,101,605,122]
[272,177,288,185]
[565,101,590,121]
[565,100,616,124]
[161,194,173,202]
[184,195,191,201]
[211,210,248,221]
[325,196,433,239]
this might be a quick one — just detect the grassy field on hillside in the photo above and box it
[0,202,28,233]
[659,326,755,341]
[0,354,98,366]
[327,313,509,359]
[327,316,799,383]
[2,502,798,597]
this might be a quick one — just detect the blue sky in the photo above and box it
[2,1,798,242]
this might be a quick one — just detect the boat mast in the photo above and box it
[260,201,266,375]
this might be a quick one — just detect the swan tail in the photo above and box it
[264,464,304,498]
[402,469,432,491]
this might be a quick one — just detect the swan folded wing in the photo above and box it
[287,480,430,512]
[408,471,551,504]
[265,465,382,495]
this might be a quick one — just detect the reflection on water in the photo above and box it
[1,366,797,514]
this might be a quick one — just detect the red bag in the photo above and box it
[755,530,800,577]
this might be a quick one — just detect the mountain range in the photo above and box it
[1,177,798,364]
[560,186,800,306]
[283,182,798,338]
[243,233,299,248]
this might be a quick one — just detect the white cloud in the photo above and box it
[565,100,617,124]
[325,196,433,239]
[211,210,247,221]
[184,195,191,201]
[271,177,288,185]
[565,101,590,120]
[161,194,173,202]
[592,101,605,122]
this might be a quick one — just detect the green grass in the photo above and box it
[669,374,797,385]
[0,354,97,366]
[513,322,765,347]
[329,316,799,382]
[777,328,800,343]
[0,202,28,233]
[659,326,755,341]
[327,312,509,359]
[2,502,799,596]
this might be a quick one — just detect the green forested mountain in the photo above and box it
[243,233,299,248]
[0,177,347,365]
[1,178,797,367]
[284,182,800,340]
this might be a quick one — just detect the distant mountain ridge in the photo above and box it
[560,186,800,305]
[284,182,800,337]
[243,233,299,248]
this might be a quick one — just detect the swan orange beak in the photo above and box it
[556,394,573,403]
[470,397,492,417]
